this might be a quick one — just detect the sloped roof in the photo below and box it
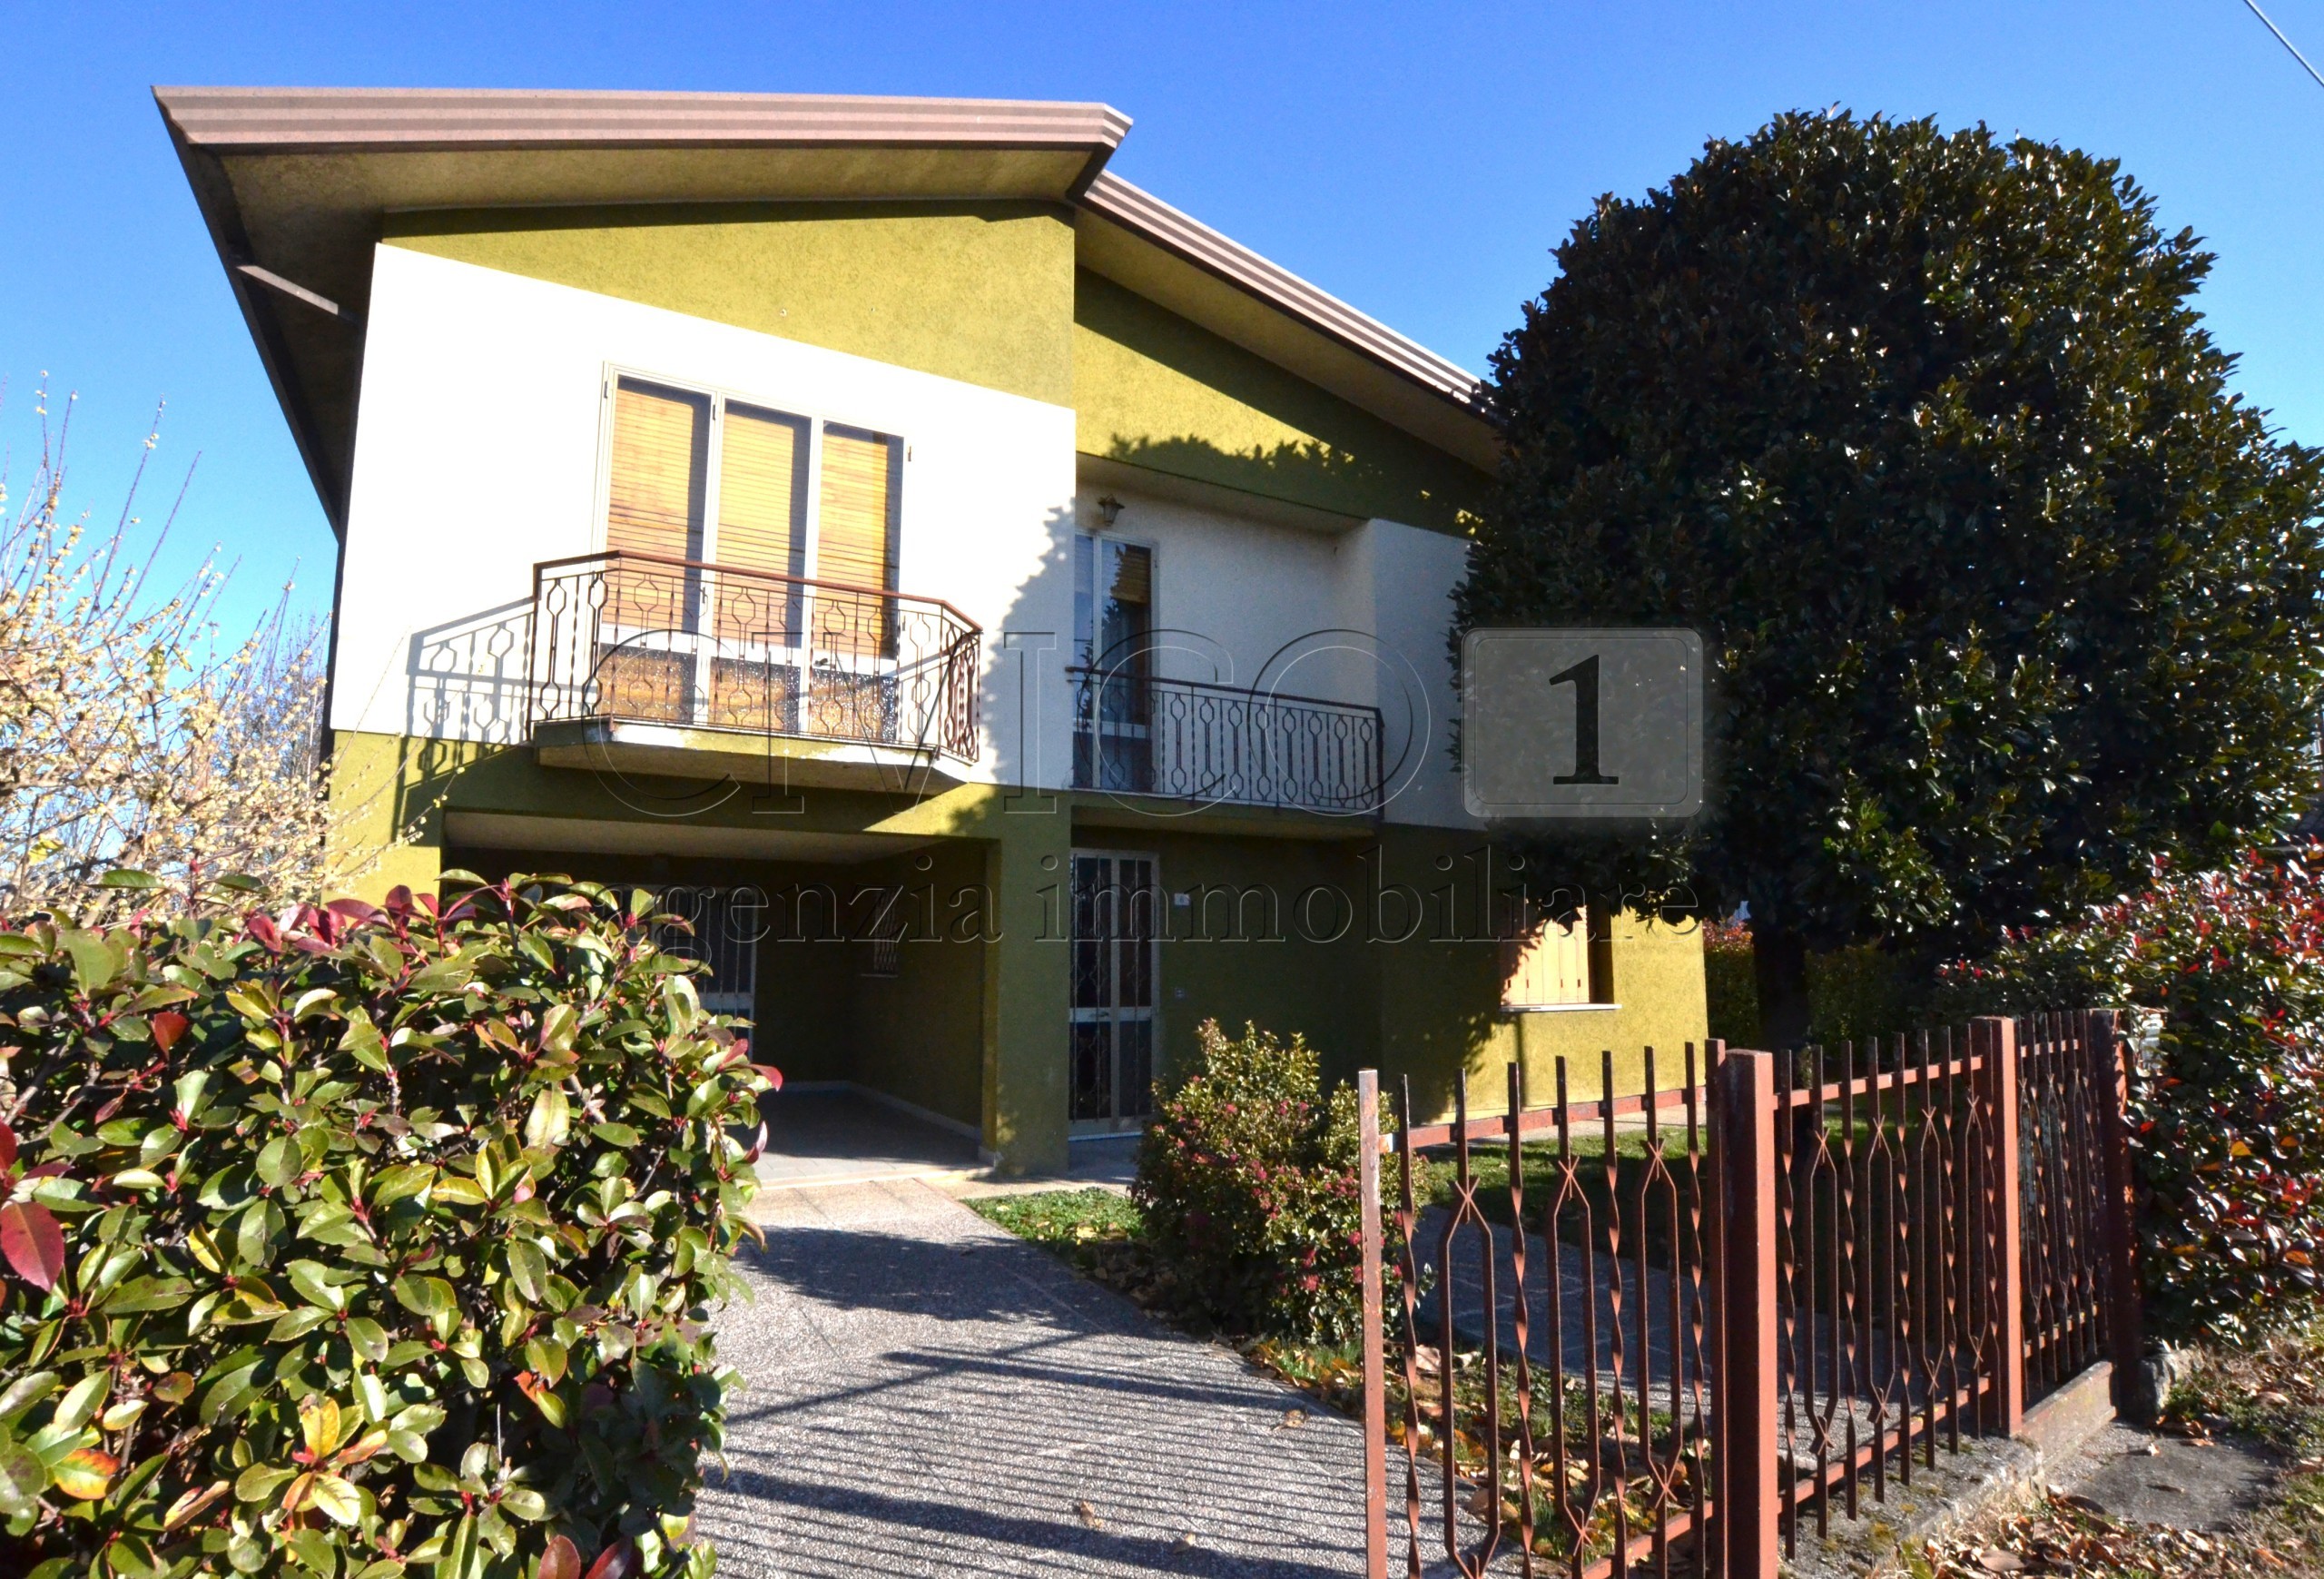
[155,86,1491,531]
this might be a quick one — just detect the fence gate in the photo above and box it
[1354,1012,2140,1579]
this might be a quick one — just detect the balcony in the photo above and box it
[1069,666,1384,815]
[527,551,980,785]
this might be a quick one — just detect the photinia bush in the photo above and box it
[1936,847,2324,1345]
[0,872,777,1579]
[1133,1021,1374,1344]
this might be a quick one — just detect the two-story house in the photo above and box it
[159,86,1709,1172]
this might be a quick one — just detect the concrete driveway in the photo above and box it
[693,1179,1373,1577]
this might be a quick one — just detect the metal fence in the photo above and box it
[527,550,981,762]
[1068,666,1384,814]
[1354,1012,2139,1579]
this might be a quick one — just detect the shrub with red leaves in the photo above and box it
[0,871,776,1578]
[1937,847,2324,1345]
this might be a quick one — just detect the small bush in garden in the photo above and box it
[1935,847,2324,1346]
[0,873,777,1579]
[1133,1021,1370,1343]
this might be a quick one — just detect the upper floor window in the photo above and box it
[604,374,901,592]
[1074,534,1152,671]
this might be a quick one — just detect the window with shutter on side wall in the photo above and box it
[1502,910,1607,1009]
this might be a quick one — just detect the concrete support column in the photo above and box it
[980,810,1074,1174]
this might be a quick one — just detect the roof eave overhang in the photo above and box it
[1073,171,1495,470]
[154,86,1496,532]
[154,87,1137,536]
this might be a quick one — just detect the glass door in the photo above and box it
[1069,851,1159,1133]
[1073,535,1156,793]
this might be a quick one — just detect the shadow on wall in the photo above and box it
[406,598,534,745]
[982,501,1077,795]
[1098,432,1449,528]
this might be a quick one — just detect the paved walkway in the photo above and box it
[694,1179,1372,1577]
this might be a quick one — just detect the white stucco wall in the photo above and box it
[1068,483,1479,830]
[338,244,1476,825]
[336,243,1078,785]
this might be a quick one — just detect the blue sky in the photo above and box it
[2,1,2319,637]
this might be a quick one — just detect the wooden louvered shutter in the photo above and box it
[716,404,808,578]
[599,381,708,715]
[1502,911,1592,1008]
[606,380,708,559]
[816,426,899,592]
[706,405,809,731]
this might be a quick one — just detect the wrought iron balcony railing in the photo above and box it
[528,550,980,762]
[1069,666,1384,814]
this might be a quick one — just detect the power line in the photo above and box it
[2244,0,2324,91]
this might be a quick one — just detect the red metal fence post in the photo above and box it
[1357,1069,1387,1579]
[1717,1050,1778,1579]
[1974,1016,2024,1436]
[2090,1011,2145,1415]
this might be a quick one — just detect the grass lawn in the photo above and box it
[964,1188,1189,1320]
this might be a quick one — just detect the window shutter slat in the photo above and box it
[816,426,898,592]
[717,404,809,577]
[606,380,709,560]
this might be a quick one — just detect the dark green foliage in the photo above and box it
[1807,942,1915,1045]
[1458,111,2324,999]
[1935,849,2324,1345]
[1132,1021,1368,1343]
[1705,923,1917,1048]
[0,874,775,1578]
[1703,923,1761,1046]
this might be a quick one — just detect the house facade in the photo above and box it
[160,87,1708,1172]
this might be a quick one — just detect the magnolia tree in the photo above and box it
[0,396,375,920]
[1456,113,2324,1045]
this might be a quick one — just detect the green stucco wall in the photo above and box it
[1074,819,1709,1120]
[381,202,1078,407]
[845,842,990,1131]
[1071,271,1492,533]
[325,729,1706,1168]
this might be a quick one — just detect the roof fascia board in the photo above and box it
[153,86,1133,158]
[1074,171,1486,423]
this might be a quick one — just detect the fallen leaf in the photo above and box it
[1075,1499,1102,1529]
[1976,1549,2024,1574]
[1278,1408,1307,1429]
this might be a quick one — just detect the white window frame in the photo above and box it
[590,362,909,583]
[588,364,911,728]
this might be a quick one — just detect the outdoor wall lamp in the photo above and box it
[1093,495,1125,531]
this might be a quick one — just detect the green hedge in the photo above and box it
[1703,923,1916,1049]
[0,874,775,1579]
